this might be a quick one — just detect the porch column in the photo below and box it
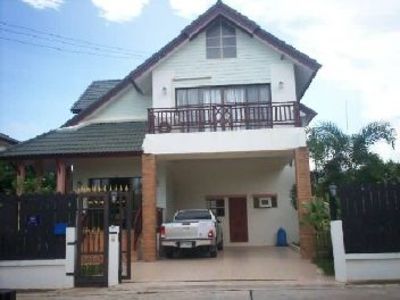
[56,159,66,194]
[34,160,43,193]
[294,147,315,259]
[142,154,157,262]
[16,162,26,196]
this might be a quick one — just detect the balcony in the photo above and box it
[147,101,301,134]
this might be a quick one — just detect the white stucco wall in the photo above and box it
[83,86,151,124]
[143,127,306,155]
[167,157,298,246]
[72,157,141,189]
[331,220,400,282]
[0,260,74,289]
[152,29,296,108]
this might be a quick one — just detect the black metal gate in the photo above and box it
[75,192,109,287]
[109,190,133,280]
[74,190,134,286]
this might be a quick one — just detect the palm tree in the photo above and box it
[307,121,397,189]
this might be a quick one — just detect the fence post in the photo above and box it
[108,225,120,286]
[65,227,76,288]
[330,220,347,282]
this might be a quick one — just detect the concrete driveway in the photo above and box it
[131,246,332,284]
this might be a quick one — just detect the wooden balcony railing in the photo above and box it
[147,101,301,134]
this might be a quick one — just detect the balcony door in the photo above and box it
[176,84,271,130]
[176,84,270,107]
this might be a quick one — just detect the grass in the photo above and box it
[313,257,334,276]
[81,264,103,276]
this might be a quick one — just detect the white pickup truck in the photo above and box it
[160,209,223,258]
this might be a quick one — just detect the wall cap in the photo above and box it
[0,259,66,267]
[346,253,400,260]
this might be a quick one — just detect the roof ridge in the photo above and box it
[92,79,121,83]
[0,133,19,144]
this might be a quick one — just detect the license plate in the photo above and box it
[180,241,193,248]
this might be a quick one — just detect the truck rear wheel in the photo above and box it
[209,246,218,258]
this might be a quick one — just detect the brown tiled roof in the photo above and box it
[65,0,321,127]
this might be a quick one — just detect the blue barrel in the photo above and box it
[276,227,288,247]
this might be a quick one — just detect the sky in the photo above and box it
[0,0,399,161]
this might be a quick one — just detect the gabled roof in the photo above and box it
[65,0,321,127]
[0,122,145,159]
[71,79,121,114]
[0,133,19,145]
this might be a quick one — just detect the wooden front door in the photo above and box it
[228,197,248,242]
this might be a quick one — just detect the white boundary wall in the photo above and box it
[0,226,121,289]
[331,220,400,282]
[0,228,76,289]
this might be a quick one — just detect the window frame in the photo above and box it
[206,197,226,217]
[206,19,237,59]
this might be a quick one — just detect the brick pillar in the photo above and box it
[56,159,66,194]
[294,147,315,259]
[34,160,43,193]
[16,162,25,196]
[141,154,157,262]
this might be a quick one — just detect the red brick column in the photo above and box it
[295,147,315,259]
[56,159,66,194]
[16,162,26,196]
[142,154,157,262]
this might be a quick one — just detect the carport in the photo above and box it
[130,247,331,284]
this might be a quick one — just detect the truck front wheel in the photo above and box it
[164,247,174,258]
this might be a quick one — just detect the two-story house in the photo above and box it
[1,1,320,262]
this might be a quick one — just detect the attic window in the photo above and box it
[206,20,236,59]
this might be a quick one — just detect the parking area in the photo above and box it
[131,246,332,284]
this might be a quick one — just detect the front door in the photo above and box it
[228,197,248,242]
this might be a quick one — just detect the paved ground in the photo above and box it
[131,246,331,284]
[17,282,400,299]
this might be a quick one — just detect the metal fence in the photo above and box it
[0,193,77,260]
[338,183,400,253]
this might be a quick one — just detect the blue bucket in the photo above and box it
[276,227,288,247]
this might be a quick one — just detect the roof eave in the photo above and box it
[0,150,143,161]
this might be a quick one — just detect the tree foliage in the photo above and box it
[302,197,330,232]
[307,121,398,194]
[0,162,56,195]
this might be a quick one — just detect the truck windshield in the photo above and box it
[175,210,211,221]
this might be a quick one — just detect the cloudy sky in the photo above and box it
[0,0,399,160]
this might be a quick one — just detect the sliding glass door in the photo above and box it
[176,84,270,106]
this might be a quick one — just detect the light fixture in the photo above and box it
[329,184,337,197]
[111,191,118,203]
[278,81,284,89]
[162,86,167,95]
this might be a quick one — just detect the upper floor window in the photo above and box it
[206,20,236,59]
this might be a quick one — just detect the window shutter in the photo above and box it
[272,195,278,208]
